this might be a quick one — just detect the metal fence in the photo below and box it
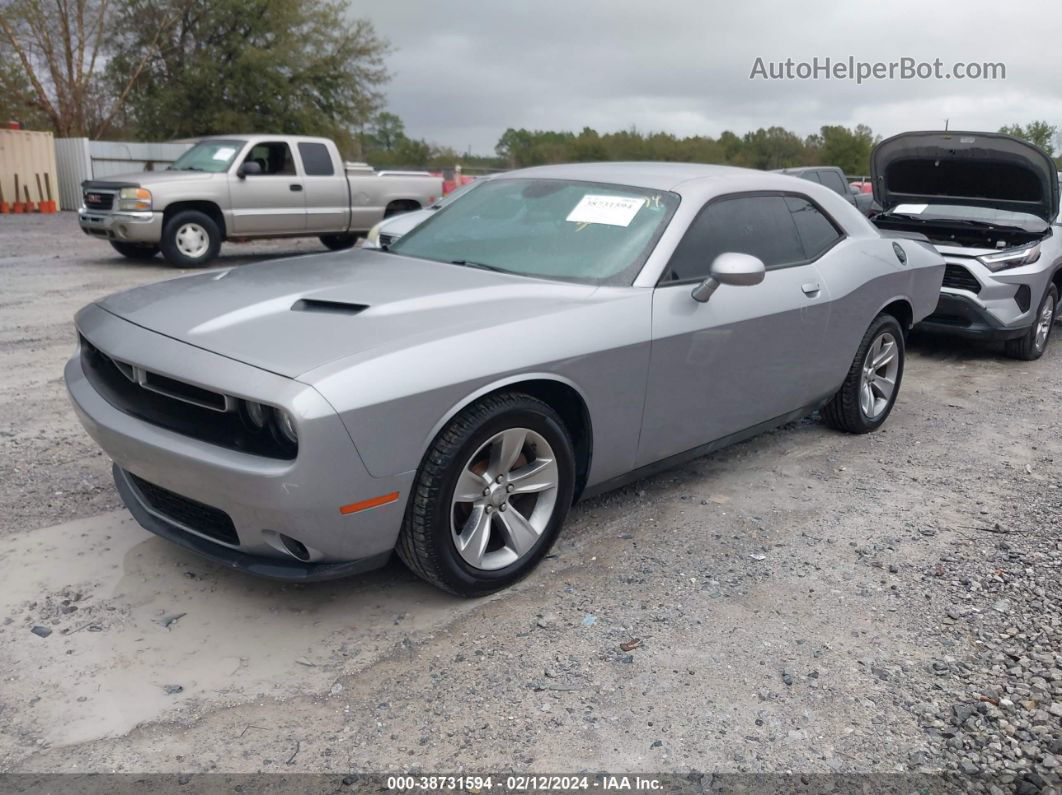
[54,138,193,210]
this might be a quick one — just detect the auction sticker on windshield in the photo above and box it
[567,194,645,227]
[212,147,237,161]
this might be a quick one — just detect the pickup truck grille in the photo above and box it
[942,263,981,294]
[83,190,115,211]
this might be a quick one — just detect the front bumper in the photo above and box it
[114,466,391,581]
[78,208,163,243]
[66,304,413,579]
[918,292,1030,341]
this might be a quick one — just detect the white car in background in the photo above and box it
[363,179,483,249]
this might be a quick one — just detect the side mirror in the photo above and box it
[691,252,766,303]
[850,184,861,194]
[237,161,262,178]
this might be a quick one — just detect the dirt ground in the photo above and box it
[0,214,1059,783]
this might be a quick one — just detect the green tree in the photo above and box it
[807,124,877,175]
[107,0,390,145]
[367,111,405,151]
[999,121,1057,156]
[738,126,807,170]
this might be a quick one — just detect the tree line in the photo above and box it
[1,0,1057,175]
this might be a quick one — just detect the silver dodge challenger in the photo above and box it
[65,163,945,595]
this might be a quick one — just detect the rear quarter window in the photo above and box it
[298,142,335,176]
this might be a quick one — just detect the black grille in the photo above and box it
[83,191,114,210]
[942,263,981,293]
[128,472,238,545]
[80,335,296,460]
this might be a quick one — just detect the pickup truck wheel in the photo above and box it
[319,234,357,251]
[1004,285,1056,361]
[109,241,160,260]
[396,392,576,597]
[822,313,905,434]
[160,210,221,268]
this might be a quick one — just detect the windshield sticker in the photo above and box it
[567,195,645,227]
[893,203,928,214]
[212,147,236,161]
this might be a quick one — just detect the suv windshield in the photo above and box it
[169,140,245,173]
[389,178,679,285]
[886,203,1048,232]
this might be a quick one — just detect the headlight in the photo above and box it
[117,187,152,212]
[977,243,1041,272]
[273,408,298,445]
[242,400,268,429]
[364,221,383,248]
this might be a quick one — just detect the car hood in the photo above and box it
[83,170,217,188]
[871,131,1060,221]
[379,208,434,238]
[95,250,602,379]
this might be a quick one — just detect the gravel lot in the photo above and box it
[1,214,1060,790]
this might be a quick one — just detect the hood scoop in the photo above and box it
[290,299,368,316]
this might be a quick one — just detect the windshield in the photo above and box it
[886,202,1048,232]
[389,178,680,285]
[169,140,245,173]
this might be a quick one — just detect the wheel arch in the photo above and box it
[384,198,422,218]
[162,200,227,239]
[878,296,914,334]
[426,374,594,500]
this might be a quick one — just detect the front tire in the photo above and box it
[396,392,576,597]
[109,241,160,260]
[822,313,905,434]
[319,233,358,251]
[160,210,221,268]
[1004,285,1056,361]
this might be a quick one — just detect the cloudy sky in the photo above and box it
[354,0,1062,156]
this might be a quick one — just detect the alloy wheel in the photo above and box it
[450,427,559,571]
[1034,295,1055,351]
[860,331,900,420]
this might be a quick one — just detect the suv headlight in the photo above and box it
[117,187,152,211]
[364,221,384,248]
[977,243,1041,272]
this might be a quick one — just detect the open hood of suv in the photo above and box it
[871,131,1060,222]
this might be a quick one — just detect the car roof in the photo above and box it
[500,161,762,191]
[773,166,839,175]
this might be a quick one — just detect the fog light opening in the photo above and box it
[279,533,310,562]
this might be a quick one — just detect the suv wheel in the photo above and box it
[109,241,159,260]
[160,210,221,268]
[1004,285,1057,361]
[822,313,905,434]
[396,392,576,596]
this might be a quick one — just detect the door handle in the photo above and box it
[290,184,303,192]
[801,281,821,297]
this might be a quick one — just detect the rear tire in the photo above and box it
[319,234,358,251]
[1004,285,1056,361]
[822,313,905,434]
[109,241,160,260]
[160,210,221,268]
[396,392,576,597]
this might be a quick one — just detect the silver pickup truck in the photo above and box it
[78,134,443,267]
